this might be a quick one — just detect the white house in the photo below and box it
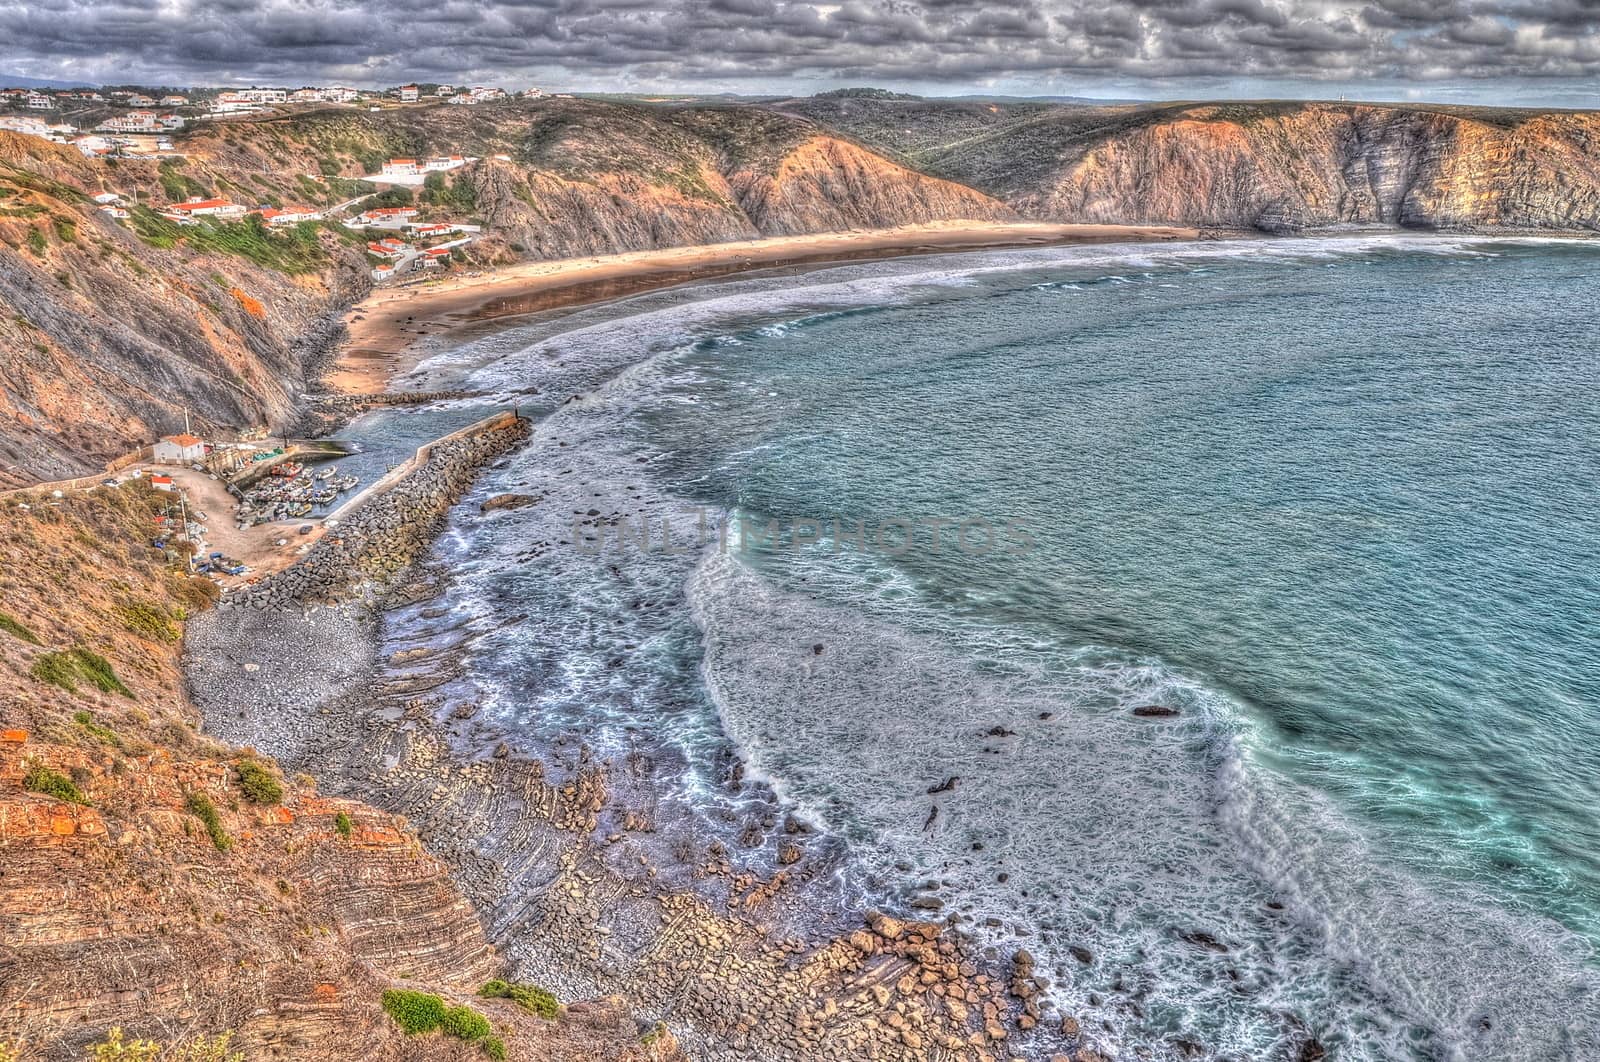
[25,93,53,109]
[352,205,419,226]
[98,111,162,133]
[398,85,419,102]
[159,94,189,107]
[124,94,157,108]
[423,155,467,172]
[212,93,261,114]
[154,433,205,464]
[169,196,247,218]
[256,205,322,226]
[381,157,420,177]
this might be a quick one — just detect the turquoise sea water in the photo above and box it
[377,236,1600,1060]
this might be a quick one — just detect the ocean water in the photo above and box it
[378,236,1600,1060]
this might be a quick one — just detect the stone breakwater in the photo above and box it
[222,411,531,610]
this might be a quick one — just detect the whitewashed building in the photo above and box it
[154,433,205,464]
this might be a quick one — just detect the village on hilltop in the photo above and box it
[0,80,556,282]
[0,80,564,159]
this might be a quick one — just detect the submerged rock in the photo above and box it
[481,492,539,512]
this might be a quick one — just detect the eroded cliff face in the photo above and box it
[0,483,684,1062]
[918,103,1600,232]
[464,101,1015,258]
[728,135,1015,234]
[0,133,363,487]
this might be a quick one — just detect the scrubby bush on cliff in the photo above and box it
[382,991,497,1048]
[86,1028,243,1061]
[29,648,133,697]
[115,601,181,643]
[23,765,86,804]
[186,792,231,851]
[73,710,122,747]
[334,810,353,837]
[479,978,560,1019]
[482,1037,507,1060]
[235,760,284,805]
[382,989,448,1034]
[0,611,39,644]
[440,1004,493,1041]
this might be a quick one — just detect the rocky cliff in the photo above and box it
[0,472,684,1061]
[779,98,1600,233]
[0,133,362,487]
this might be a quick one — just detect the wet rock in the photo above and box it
[480,492,538,512]
[1179,930,1229,952]
[1132,704,1181,718]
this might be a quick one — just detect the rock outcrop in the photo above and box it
[0,478,675,1061]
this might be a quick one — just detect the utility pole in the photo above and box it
[176,490,194,570]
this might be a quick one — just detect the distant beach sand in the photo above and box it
[323,221,1203,394]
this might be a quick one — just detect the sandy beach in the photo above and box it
[323,221,1203,394]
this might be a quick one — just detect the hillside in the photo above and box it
[772,97,1600,232]
[0,481,685,1061]
[0,99,1016,484]
[4,96,1600,486]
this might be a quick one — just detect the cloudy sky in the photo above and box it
[3,0,1599,104]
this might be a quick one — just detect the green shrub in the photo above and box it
[116,601,182,642]
[24,765,87,804]
[482,1036,507,1060]
[422,172,476,213]
[479,979,559,1020]
[30,648,133,697]
[54,217,77,243]
[235,760,284,805]
[31,651,78,691]
[439,1005,491,1042]
[187,792,231,851]
[26,227,46,255]
[334,811,353,837]
[73,710,122,747]
[382,989,446,1034]
[74,649,131,695]
[0,612,39,644]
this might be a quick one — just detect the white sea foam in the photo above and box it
[392,233,1600,1061]
[683,546,1600,1062]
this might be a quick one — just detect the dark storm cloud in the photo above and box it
[2,0,1599,97]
